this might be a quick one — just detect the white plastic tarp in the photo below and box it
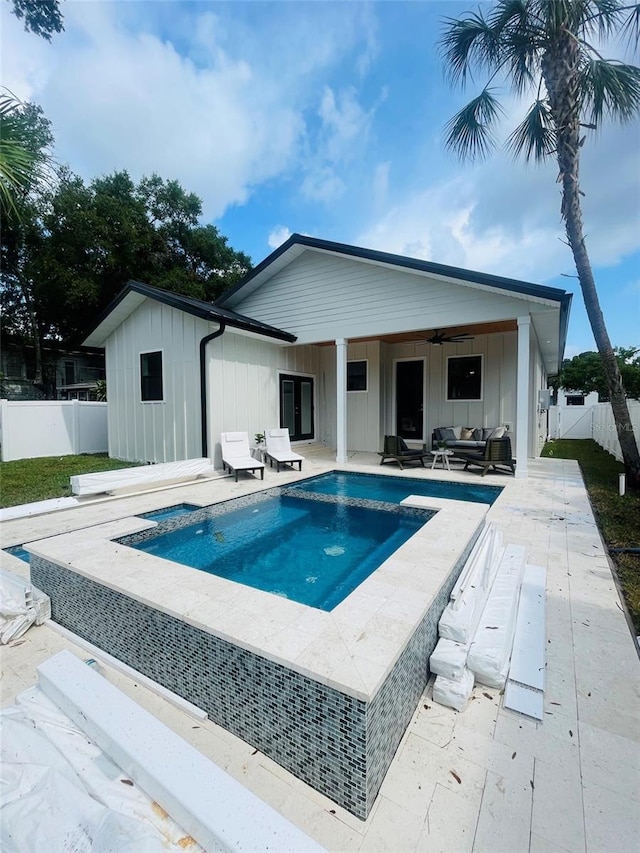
[432,668,475,712]
[0,686,204,852]
[429,638,468,681]
[439,532,504,645]
[467,545,526,689]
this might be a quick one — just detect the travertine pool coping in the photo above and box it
[24,483,489,702]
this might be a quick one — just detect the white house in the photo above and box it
[83,234,572,478]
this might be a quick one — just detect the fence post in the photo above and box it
[72,399,80,455]
[0,399,8,462]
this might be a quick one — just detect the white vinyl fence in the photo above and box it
[548,400,640,462]
[0,399,108,462]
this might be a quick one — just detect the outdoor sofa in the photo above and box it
[431,425,507,453]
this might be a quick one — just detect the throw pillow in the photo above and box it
[461,427,475,440]
[473,428,483,441]
[441,428,457,442]
[481,428,494,440]
[491,426,505,439]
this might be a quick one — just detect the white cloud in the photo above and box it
[1,2,375,221]
[267,226,292,249]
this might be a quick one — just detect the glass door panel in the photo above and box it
[279,374,314,441]
[395,360,424,440]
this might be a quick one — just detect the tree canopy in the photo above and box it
[556,349,640,401]
[8,0,64,41]
[1,167,252,351]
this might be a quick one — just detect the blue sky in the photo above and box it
[3,0,639,356]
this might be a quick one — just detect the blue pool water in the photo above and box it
[131,496,427,611]
[138,503,200,522]
[3,545,31,563]
[289,471,501,505]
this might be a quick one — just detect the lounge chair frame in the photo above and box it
[220,432,266,482]
[459,437,516,477]
[264,428,304,472]
[378,435,429,470]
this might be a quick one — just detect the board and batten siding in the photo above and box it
[320,333,518,453]
[105,300,206,463]
[207,333,320,468]
[232,251,545,344]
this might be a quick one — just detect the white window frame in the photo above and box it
[347,359,368,393]
[446,353,484,402]
[139,348,165,403]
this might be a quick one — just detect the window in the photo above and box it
[447,355,482,401]
[347,360,368,392]
[565,395,584,406]
[140,351,163,401]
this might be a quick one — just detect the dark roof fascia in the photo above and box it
[85,280,296,344]
[217,233,570,307]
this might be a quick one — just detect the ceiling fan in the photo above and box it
[426,329,474,346]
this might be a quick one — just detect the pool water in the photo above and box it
[289,471,501,505]
[3,545,31,563]
[138,503,200,522]
[131,495,428,611]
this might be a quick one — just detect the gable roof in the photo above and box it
[217,233,572,310]
[83,280,297,347]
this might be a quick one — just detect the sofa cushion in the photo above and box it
[473,428,483,441]
[455,440,485,449]
[440,427,457,443]
[481,427,495,440]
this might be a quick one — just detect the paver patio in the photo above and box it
[1,451,638,851]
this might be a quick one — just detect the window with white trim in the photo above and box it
[140,351,163,401]
[347,360,368,392]
[447,355,482,401]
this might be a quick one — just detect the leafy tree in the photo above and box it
[1,168,252,390]
[8,0,64,41]
[558,348,640,401]
[439,0,640,483]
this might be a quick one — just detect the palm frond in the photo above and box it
[582,59,640,123]
[618,2,640,50]
[444,89,504,160]
[439,12,500,85]
[506,99,556,161]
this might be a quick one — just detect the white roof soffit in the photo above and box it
[83,292,147,347]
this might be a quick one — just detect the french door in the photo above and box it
[279,374,314,441]
[395,359,425,441]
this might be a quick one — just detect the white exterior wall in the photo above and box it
[207,332,320,468]
[105,301,206,463]
[234,252,545,344]
[530,330,548,457]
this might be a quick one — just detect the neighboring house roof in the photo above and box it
[217,233,572,367]
[83,280,297,347]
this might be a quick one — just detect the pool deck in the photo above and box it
[2,450,639,852]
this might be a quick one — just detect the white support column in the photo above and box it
[516,315,531,479]
[335,338,348,464]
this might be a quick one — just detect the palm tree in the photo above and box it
[439,0,640,484]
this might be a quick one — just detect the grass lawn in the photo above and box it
[541,439,640,632]
[0,454,144,508]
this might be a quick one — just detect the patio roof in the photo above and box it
[217,234,572,370]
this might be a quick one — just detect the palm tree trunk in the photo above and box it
[542,36,640,484]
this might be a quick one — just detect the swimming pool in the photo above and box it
[288,470,502,505]
[129,495,429,610]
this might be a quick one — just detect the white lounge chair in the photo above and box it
[264,428,305,472]
[220,432,265,482]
